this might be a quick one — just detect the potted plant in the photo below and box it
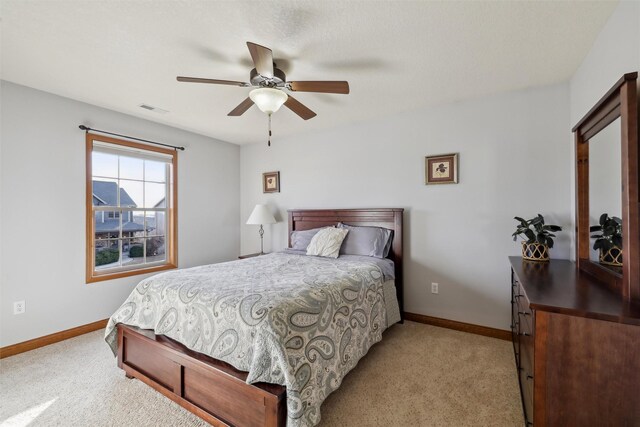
[590,213,623,266]
[512,214,562,262]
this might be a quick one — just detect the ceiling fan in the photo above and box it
[177,42,350,145]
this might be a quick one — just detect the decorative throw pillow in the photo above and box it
[338,223,393,258]
[306,227,349,258]
[290,226,333,250]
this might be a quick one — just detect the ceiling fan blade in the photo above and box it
[177,76,248,86]
[288,81,350,94]
[246,42,274,78]
[284,96,317,120]
[227,97,254,116]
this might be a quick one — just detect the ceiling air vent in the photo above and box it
[139,104,169,114]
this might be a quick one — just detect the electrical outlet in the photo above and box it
[13,300,26,315]
[431,283,439,294]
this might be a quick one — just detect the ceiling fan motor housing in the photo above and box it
[250,67,287,88]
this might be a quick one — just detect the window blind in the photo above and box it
[93,140,173,163]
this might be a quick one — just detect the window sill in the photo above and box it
[86,263,177,284]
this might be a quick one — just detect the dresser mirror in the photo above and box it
[573,72,639,302]
[588,117,622,274]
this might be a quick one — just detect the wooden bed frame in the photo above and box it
[117,208,404,427]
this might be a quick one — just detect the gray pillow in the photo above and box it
[290,226,333,250]
[337,223,393,258]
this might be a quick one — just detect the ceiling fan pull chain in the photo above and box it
[268,113,272,147]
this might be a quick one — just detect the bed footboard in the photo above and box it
[117,324,286,427]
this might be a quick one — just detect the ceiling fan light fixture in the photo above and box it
[249,88,288,115]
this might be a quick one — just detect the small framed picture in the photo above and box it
[425,153,458,185]
[263,171,280,193]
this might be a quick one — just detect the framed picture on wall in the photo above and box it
[425,153,458,184]
[263,171,280,193]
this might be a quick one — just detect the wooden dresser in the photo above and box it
[510,257,640,427]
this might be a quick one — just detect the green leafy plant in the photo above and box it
[512,214,562,248]
[129,244,144,258]
[590,213,622,251]
[95,248,119,266]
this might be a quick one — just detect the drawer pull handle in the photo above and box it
[526,375,533,380]
[520,332,531,337]
[526,422,533,426]
[518,311,531,316]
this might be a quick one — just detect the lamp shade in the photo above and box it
[246,204,277,225]
[249,88,288,115]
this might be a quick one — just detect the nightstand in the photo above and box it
[238,252,265,259]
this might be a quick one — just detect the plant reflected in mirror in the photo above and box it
[590,213,623,267]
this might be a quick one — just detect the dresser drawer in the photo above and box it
[515,283,533,331]
[511,303,521,366]
[518,305,534,340]
[519,367,534,426]
[511,288,521,332]
[511,278,521,366]
[515,283,531,312]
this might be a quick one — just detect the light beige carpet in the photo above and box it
[0,321,523,426]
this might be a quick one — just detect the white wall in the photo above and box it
[589,118,622,261]
[241,83,570,331]
[0,81,240,347]
[570,1,640,126]
[568,0,640,260]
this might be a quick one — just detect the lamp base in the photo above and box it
[259,225,265,255]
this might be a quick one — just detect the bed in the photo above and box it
[106,208,404,427]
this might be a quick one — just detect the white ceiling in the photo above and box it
[1,0,617,145]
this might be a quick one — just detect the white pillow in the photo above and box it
[306,227,349,258]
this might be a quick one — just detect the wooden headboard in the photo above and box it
[288,208,404,319]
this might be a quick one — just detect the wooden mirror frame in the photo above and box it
[572,72,639,302]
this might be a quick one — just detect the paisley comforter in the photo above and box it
[105,252,394,426]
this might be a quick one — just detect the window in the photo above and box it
[86,134,177,283]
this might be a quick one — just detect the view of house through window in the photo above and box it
[87,135,176,282]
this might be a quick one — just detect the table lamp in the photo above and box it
[246,204,277,254]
